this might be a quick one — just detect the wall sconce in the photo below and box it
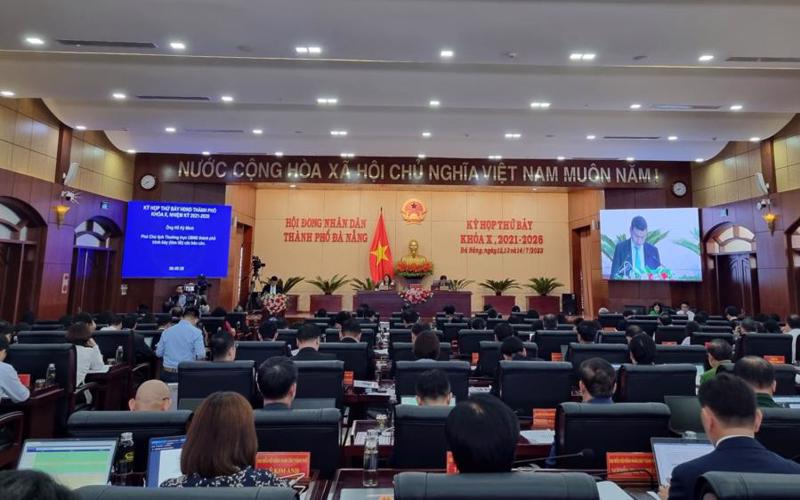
[54,204,71,227]
[762,211,777,235]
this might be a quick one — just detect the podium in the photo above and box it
[355,290,472,317]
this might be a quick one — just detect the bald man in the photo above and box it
[128,380,172,412]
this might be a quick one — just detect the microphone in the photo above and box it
[513,448,594,467]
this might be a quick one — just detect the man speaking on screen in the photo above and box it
[610,216,662,279]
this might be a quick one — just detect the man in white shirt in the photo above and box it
[676,301,695,322]
[0,337,30,403]
[100,315,123,331]
[782,314,800,363]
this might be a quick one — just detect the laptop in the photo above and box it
[146,436,186,488]
[17,438,117,489]
[651,437,714,487]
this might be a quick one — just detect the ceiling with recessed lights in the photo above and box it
[1,0,799,161]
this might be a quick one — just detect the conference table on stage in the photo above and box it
[354,290,471,317]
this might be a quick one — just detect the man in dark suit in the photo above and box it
[340,319,375,378]
[664,373,800,499]
[262,276,284,295]
[610,216,662,279]
[292,323,336,361]
[257,356,296,410]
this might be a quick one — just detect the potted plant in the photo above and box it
[451,278,474,291]
[525,277,564,315]
[351,277,378,292]
[307,274,350,312]
[479,279,520,315]
[282,276,304,315]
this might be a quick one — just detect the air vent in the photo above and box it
[602,136,660,141]
[727,56,800,63]
[652,104,721,111]
[184,128,244,134]
[56,39,157,49]
[136,95,211,101]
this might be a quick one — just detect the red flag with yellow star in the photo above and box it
[369,211,393,282]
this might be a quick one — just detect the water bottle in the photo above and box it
[45,363,56,386]
[116,432,135,476]
[362,429,379,487]
[115,345,124,364]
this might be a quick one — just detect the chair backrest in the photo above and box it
[628,320,658,334]
[664,395,704,434]
[389,329,412,347]
[441,322,469,342]
[76,486,297,499]
[691,332,734,346]
[598,314,624,328]
[533,331,579,361]
[736,334,793,363]
[566,343,629,378]
[294,360,345,409]
[67,410,192,473]
[393,471,600,500]
[655,344,706,366]
[319,342,371,379]
[134,323,158,331]
[486,319,507,330]
[555,402,672,468]
[392,342,452,363]
[755,408,800,460]
[324,328,376,349]
[31,323,65,331]
[198,316,226,335]
[226,312,248,331]
[615,364,697,403]
[275,329,298,349]
[16,331,68,344]
[7,343,76,432]
[457,330,495,359]
[177,361,256,410]
[478,341,541,377]
[598,332,627,345]
[773,364,798,395]
[654,326,688,345]
[254,408,341,479]
[234,341,290,366]
[499,361,573,415]
[395,360,470,402]
[699,325,734,334]
[93,330,135,364]
[696,472,800,500]
[393,405,452,468]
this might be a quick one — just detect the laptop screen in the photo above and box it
[651,438,714,487]
[17,439,117,489]
[146,436,186,488]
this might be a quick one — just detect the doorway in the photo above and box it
[705,224,758,315]
[0,198,45,323]
[68,218,122,314]
[571,225,592,316]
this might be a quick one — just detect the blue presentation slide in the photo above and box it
[122,201,232,278]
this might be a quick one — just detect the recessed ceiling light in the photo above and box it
[165,126,176,133]
[668,135,678,141]
[630,103,642,110]
[418,154,426,159]
[111,92,127,100]
[75,125,87,131]
[556,156,566,161]
[25,36,45,46]
[316,97,338,105]
[586,134,596,140]
[169,41,187,51]
[421,131,432,138]
[429,100,441,108]
[308,46,322,54]
[504,132,521,140]
[126,149,136,154]
[488,155,502,161]
[275,151,284,157]
[0,90,15,97]
[220,95,234,103]
[698,54,715,62]
[570,52,596,61]
[202,151,210,156]
[440,49,454,59]
[530,101,551,109]
[296,46,322,55]
[695,158,704,163]
[749,136,760,142]
[340,152,355,158]
[626,157,635,162]
[330,130,348,137]
[730,104,743,111]
[289,184,297,188]
[252,129,263,135]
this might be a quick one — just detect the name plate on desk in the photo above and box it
[532,408,556,430]
[446,451,459,474]
[606,452,655,482]
[353,380,380,390]
[256,452,311,478]
[764,355,785,364]
[18,373,31,387]
[344,371,354,386]
[550,353,563,362]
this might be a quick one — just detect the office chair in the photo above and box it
[176,361,256,410]
[654,326,688,345]
[735,333,793,363]
[655,345,706,366]
[498,361,573,416]
[235,341,290,365]
[319,342,371,379]
[755,408,800,460]
[664,395,704,434]
[393,405,452,468]
[457,330,495,360]
[696,472,800,500]
[294,360,345,409]
[615,364,697,403]
[16,331,68,344]
[395,360,470,402]
[534,331,580,361]
[76,486,298,499]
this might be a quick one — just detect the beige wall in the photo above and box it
[254,187,572,312]
[773,115,800,193]
[0,98,60,182]
[691,142,763,207]
[69,130,134,201]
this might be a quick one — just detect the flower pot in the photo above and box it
[285,294,299,315]
[310,294,343,313]
[527,295,560,315]
[483,295,516,316]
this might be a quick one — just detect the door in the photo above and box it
[69,248,114,314]
[715,253,758,315]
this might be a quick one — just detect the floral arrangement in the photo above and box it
[264,293,288,315]
[399,288,433,305]
[395,260,433,278]
[626,266,673,281]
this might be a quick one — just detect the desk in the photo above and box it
[355,291,472,317]
[86,364,131,411]
[0,386,64,438]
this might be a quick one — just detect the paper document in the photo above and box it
[353,432,392,446]
[596,481,634,499]
[520,429,555,444]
